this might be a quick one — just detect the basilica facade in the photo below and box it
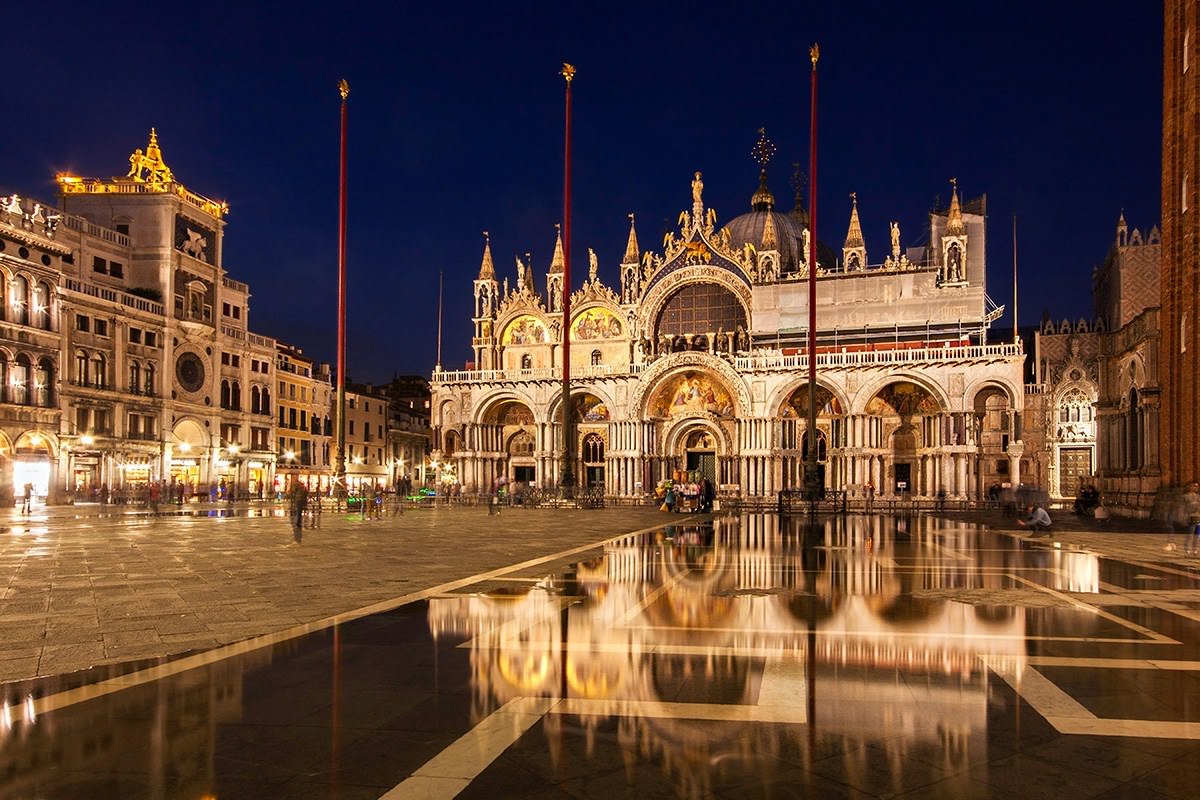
[430,163,1025,503]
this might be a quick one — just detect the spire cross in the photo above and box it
[752,128,776,167]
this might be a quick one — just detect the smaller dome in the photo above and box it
[750,170,775,211]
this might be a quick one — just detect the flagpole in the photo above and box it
[436,270,444,371]
[804,44,821,503]
[559,63,576,498]
[334,79,349,498]
[1012,214,1019,344]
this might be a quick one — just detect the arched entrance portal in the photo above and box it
[780,384,843,492]
[863,381,942,496]
[683,428,717,484]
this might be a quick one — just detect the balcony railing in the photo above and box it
[432,342,1024,384]
[65,279,165,316]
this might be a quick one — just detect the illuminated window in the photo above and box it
[11,355,30,404]
[590,349,602,366]
[91,353,106,388]
[35,358,52,407]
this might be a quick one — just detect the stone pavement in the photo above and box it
[0,500,1196,687]
[0,501,668,685]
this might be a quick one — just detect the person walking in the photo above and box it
[362,482,376,520]
[288,480,308,543]
[21,482,32,513]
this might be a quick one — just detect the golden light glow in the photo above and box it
[178,442,191,452]
[80,435,94,445]
[285,450,296,460]
[228,444,241,454]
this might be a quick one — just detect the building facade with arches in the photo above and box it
[432,164,1025,502]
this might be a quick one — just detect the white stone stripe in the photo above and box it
[1024,656,1200,670]
[982,656,1095,719]
[1008,573,1179,643]
[1051,717,1200,739]
[379,696,555,800]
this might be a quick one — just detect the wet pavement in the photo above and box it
[2,506,1200,798]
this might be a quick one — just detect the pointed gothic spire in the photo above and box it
[1116,210,1128,245]
[549,223,565,274]
[477,232,495,280]
[946,177,965,235]
[622,213,640,264]
[844,192,864,248]
[761,210,778,250]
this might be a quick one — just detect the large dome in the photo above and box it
[721,172,834,273]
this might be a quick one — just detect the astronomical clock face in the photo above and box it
[175,351,206,393]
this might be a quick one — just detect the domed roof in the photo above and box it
[721,171,806,273]
[720,170,835,273]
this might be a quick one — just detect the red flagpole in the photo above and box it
[805,45,821,501]
[560,63,576,496]
[335,79,349,494]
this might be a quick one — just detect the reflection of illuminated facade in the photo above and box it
[427,515,1032,792]
[432,148,1024,501]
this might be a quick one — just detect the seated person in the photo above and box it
[1073,485,1100,516]
[1018,504,1053,534]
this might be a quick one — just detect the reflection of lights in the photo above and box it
[24,694,34,724]
[1,699,10,731]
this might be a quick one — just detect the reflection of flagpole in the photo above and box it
[334,79,349,494]
[559,63,576,497]
[804,45,821,502]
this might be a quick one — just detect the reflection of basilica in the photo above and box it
[426,515,1031,793]
[432,136,1024,500]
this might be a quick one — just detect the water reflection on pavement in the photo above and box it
[3,512,1199,799]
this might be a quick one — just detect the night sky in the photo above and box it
[1,2,1162,382]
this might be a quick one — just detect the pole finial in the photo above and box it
[561,63,576,83]
[338,79,349,100]
[809,43,820,69]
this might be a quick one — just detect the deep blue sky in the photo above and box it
[1,2,1162,381]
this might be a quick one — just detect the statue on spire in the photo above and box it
[691,171,704,206]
